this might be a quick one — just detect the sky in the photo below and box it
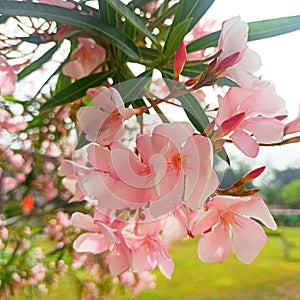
[203,0,300,171]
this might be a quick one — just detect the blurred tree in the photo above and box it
[281,179,300,208]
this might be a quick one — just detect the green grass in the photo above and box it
[112,227,300,300]
[9,227,300,300]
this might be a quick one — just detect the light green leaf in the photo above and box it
[106,0,158,46]
[248,15,300,41]
[0,1,141,61]
[41,69,116,110]
[187,15,300,53]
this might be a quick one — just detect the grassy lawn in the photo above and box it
[9,227,300,300]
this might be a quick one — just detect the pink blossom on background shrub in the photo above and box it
[62,37,106,79]
[0,55,18,96]
[39,0,76,9]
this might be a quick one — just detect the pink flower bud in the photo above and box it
[174,42,187,81]
[241,166,266,184]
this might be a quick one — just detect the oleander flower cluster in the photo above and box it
[1,0,300,298]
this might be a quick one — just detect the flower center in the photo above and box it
[170,153,184,172]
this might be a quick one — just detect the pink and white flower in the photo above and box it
[215,85,286,157]
[39,0,76,9]
[77,87,134,146]
[212,16,264,89]
[62,37,106,79]
[192,195,277,263]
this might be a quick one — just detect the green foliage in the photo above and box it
[281,179,300,208]
[0,1,141,61]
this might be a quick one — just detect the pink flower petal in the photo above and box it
[230,196,277,230]
[73,233,112,254]
[106,244,131,276]
[231,215,267,263]
[244,117,284,143]
[231,129,259,158]
[197,223,231,263]
[192,207,219,236]
[71,212,99,231]
[183,135,214,209]
[153,122,194,149]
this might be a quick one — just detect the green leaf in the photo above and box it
[55,72,72,93]
[248,15,300,41]
[177,92,209,134]
[216,77,239,87]
[18,43,59,80]
[106,0,159,46]
[163,18,192,58]
[187,15,300,53]
[0,1,141,61]
[41,69,116,110]
[115,70,152,108]
[148,3,177,30]
[186,31,220,53]
[99,0,117,26]
[171,0,214,32]
[217,148,230,165]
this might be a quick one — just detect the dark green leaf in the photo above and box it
[0,1,141,61]
[41,69,116,110]
[105,0,158,46]
[55,72,72,93]
[148,3,177,30]
[217,148,230,165]
[177,92,209,133]
[99,0,117,26]
[115,70,152,108]
[163,18,192,58]
[171,0,214,32]
[18,43,59,80]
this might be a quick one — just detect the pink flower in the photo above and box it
[77,87,134,146]
[215,85,286,157]
[136,122,216,213]
[62,37,106,79]
[192,195,277,263]
[39,0,76,9]
[210,16,264,89]
[83,142,160,209]
[185,18,216,61]
[285,103,300,135]
[0,55,18,96]
[71,212,132,276]
[0,109,27,133]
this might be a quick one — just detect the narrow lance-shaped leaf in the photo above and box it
[163,18,192,58]
[171,0,214,32]
[41,69,116,110]
[18,43,59,80]
[105,0,159,46]
[164,0,214,56]
[187,15,300,53]
[0,1,141,61]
